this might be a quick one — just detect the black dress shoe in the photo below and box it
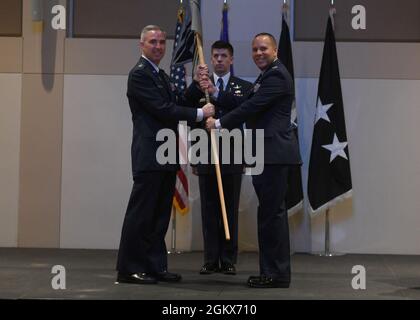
[221,263,236,275]
[199,263,220,274]
[116,273,157,285]
[155,271,182,282]
[247,275,290,288]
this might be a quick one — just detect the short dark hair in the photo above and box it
[253,32,277,47]
[211,40,234,56]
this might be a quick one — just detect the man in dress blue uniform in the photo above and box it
[116,25,214,285]
[203,33,301,288]
[187,41,252,275]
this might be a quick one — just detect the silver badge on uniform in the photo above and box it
[233,84,243,96]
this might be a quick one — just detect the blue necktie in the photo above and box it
[217,78,224,92]
[216,78,225,117]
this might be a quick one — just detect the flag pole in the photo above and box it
[168,206,181,254]
[282,0,288,21]
[312,208,345,256]
[312,2,345,257]
[195,33,231,240]
[325,208,331,254]
[329,0,336,30]
[168,0,186,255]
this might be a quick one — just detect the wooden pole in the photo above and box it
[195,34,230,240]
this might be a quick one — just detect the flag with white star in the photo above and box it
[170,3,190,215]
[278,11,303,216]
[307,16,352,214]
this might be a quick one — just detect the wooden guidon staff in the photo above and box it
[195,34,230,240]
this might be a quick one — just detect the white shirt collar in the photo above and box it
[213,72,231,90]
[142,55,160,73]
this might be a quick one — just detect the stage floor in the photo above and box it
[1,249,419,300]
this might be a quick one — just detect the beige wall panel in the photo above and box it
[60,75,131,249]
[18,74,63,248]
[22,0,65,74]
[0,74,21,247]
[0,38,22,72]
[64,40,420,80]
[217,41,420,80]
[293,42,420,80]
[191,40,420,80]
[64,38,176,75]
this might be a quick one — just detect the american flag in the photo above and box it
[170,4,189,215]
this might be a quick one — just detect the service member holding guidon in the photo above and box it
[116,25,215,285]
[188,40,252,275]
[201,33,301,288]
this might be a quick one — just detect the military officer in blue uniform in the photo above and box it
[116,25,215,285]
[187,41,252,275]
[203,34,301,288]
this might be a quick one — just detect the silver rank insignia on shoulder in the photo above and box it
[232,84,243,95]
[253,83,261,92]
[271,66,279,70]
